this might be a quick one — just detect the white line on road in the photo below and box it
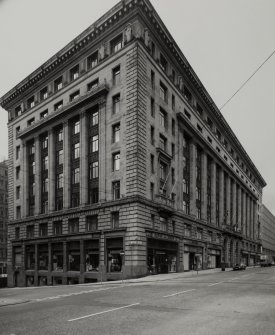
[162,289,196,298]
[208,281,224,286]
[228,277,239,281]
[68,303,140,322]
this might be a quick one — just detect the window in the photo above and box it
[151,214,155,228]
[91,110,99,126]
[111,34,123,53]
[159,134,167,152]
[113,181,120,200]
[42,178,49,193]
[72,168,80,184]
[150,98,155,117]
[111,212,119,228]
[150,154,155,174]
[159,81,168,102]
[57,149,63,165]
[71,193,79,208]
[159,54,168,72]
[53,221,62,235]
[160,161,167,180]
[150,182,154,200]
[16,206,21,219]
[91,135,99,152]
[70,65,79,81]
[39,223,48,237]
[172,119,175,136]
[86,215,98,231]
[197,228,203,240]
[40,87,48,101]
[207,117,213,130]
[16,186,20,200]
[73,120,80,134]
[41,136,48,149]
[172,221,175,234]
[87,78,99,91]
[16,126,20,134]
[151,126,155,145]
[57,128,63,142]
[15,227,20,239]
[184,86,192,103]
[54,77,63,91]
[56,195,63,210]
[89,161,99,179]
[26,225,34,238]
[151,70,155,89]
[113,153,120,171]
[15,105,22,117]
[171,143,175,159]
[40,110,48,119]
[89,188,99,204]
[16,146,20,160]
[16,166,20,180]
[159,108,167,129]
[57,173,63,189]
[112,123,120,143]
[70,90,80,101]
[112,65,120,85]
[172,95,175,111]
[27,96,35,109]
[68,219,79,233]
[184,224,191,237]
[73,143,80,159]
[196,102,203,116]
[27,118,35,126]
[172,168,175,185]
[54,100,63,111]
[184,109,191,119]
[159,216,168,232]
[87,51,98,69]
[112,94,120,114]
[42,200,48,214]
[42,156,48,170]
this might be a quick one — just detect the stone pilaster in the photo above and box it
[237,186,242,231]
[63,121,70,209]
[22,142,28,218]
[34,136,41,215]
[226,175,231,226]
[189,142,197,217]
[242,191,247,236]
[232,180,237,227]
[210,161,216,226]
[80,111,88,206]
[201,152,207,221]
[48,129,55,212]
[219,168,224,226]
[246,195,250,238]
[99,102,107,202]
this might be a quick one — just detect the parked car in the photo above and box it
[233,263,246,271]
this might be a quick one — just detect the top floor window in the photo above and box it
[56,128,63,142]
[72,120,80,135]
[40,87,48,100]
[111,34,123,54]
[15,105,22,117]
[27,96,35,109]
[70,65,79,81]
[54,76,63,92]
[184,86,192,103]
[160,81,168,103]
[87,78,99,91]
[159,54,168,72]
[87,51,98,69]
[112,65,120,85]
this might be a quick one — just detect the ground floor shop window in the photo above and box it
[68,241,80,271]
[26,245,35,270]
[52,277,63,285]
[38,276,47,286]
[106,237,123,273]
[13,246,22,268]
[85,240,99,272]
[67,277,79,285]
[52,243,63,271]
[26,275,34,287]
[38,244,48,270]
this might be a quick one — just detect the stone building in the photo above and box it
[261,205,275,264]
[0,160,8,277]
[0,0,266,287]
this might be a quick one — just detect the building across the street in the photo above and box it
[260,205,275,265]
[0,160,8,280]
[0,0,266,287]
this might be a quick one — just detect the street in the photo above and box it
[0,267,274,335]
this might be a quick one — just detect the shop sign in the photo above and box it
[146,231,179,242]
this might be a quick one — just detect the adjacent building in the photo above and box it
[0,0,266,287]
[0,160,8,277]
[261,205,275,264]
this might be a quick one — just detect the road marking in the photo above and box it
[228,277,239,281]
[208,281,224,286]
[68,303,140,322]
[35,286,116,302]
[162,289,196,298]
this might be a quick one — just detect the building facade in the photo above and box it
[0,0,266,287]
[261,205,275,263]
[0,160,8,277]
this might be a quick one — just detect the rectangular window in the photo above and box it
[160,81,168,103]
[184,224,191,237]
[111,212,119,229]
[16,146,20,160]
[159,107,167,129]
[112,94,120,114]
[70,65,79,81]
[16,206,21,219]
[57,173,63,189]
[53,221,62,235]
[91,135,99,152]
[87,78,99,91]
[73,120,80,134]
[89,161,99,179]
[73,143,80,159]
[151,70,155,90]
[40,87,48,101]
[172,119,175,136]
[72,168,80,184]
[86,215,98,231]
[159,161,167,180]
[151,126,155,145]
[41,136,48,149]
[113,152,120,171]
[159,216,168,232]
[68,219,79,233]
[54,100,63,111]
[40,110,48,119]
[150,182,154,200]
[57,129,63,142]
[150,98,155,117]
[16,186,20,200]
[113,181,120,200]
[15,227,20,239]
[39,223,48,237]
[57,149,63,165]
[172,168,175,185]
[15,105,22,117]
[150,154,155,174]
[42,178,49,193]
[26,225,34,238]
[91,110,99,126]
[111,34,123,54]
[172,94,175,111]
[196,102,203,116]
[54,77,63,92]
[89,188,99,204]
[27,96,35,109]
[159,134,167,152]
[159,54,168,72]
[70,90,80,101]
[27,118,35,126]
[184,86,192,103]
[197,228,203,240]
[112,65,120,85]
[87,51,98,69]
[42,156,48,170]
[112,123,120,143]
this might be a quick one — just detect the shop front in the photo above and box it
[183,245,203,271]
[241,250,249,266]
[207,248,221,269]
[147,238,178,274]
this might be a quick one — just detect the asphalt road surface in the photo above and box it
[0,267,274,335]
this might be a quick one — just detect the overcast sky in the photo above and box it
[0,0,274,214]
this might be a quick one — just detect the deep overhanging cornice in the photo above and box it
[0,0,266,188]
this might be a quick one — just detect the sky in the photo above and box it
[0,0,274,214]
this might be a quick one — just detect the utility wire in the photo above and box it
[220,49,275,111]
